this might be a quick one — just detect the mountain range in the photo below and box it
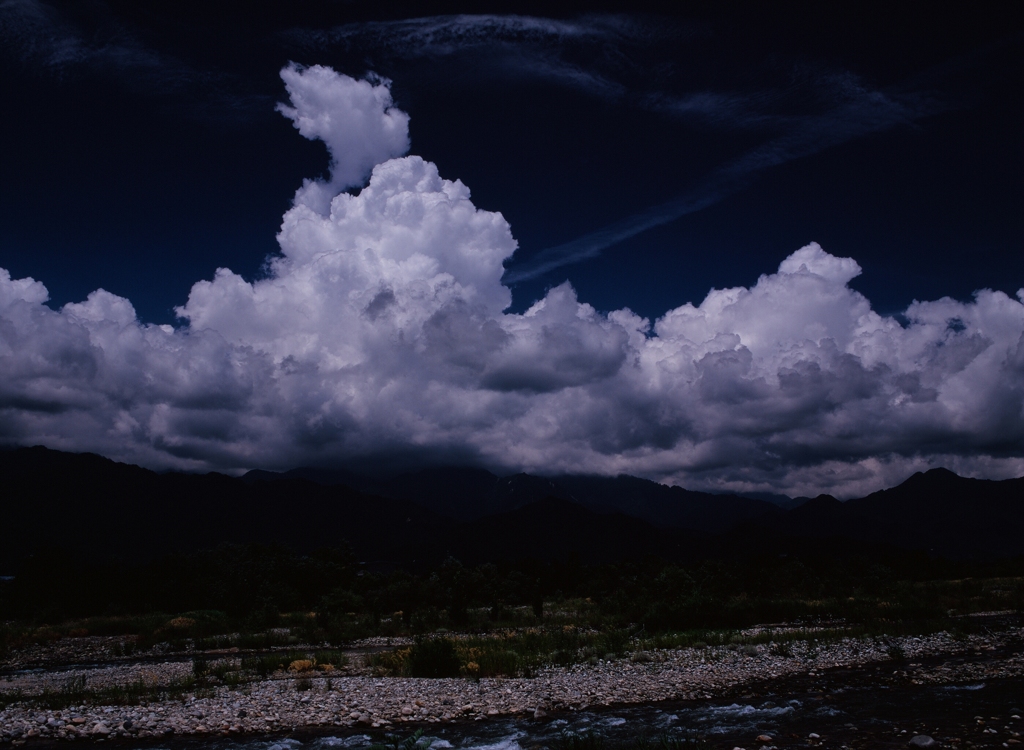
[1,446,1022,573]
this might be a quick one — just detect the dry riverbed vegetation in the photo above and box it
[1,605,1023,744]
[2,554,1023,745]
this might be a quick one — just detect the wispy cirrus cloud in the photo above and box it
[284,12,959,287]
[0,0,271,118]
[504,70,944,284]
[284,14,695,106]
[285,14,618,56]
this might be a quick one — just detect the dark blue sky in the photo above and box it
[1,0,1022,495]
[2,1,1020,325]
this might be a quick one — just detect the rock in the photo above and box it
[908,736,937,749]
[91,722,111,736]
[401,707,413,716]
[534,708,548,719]
[71,717,87,725]
[808,733,820,739]
[357,714,371,725]
[757,736,773,743]
[122,720,133,729]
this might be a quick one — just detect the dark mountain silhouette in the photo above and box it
[442,497,699,564]
[552,474,780,532]
[761,469,1024,557]
[794,469,1019,557]
[3,447,1023,574]
[243,464,781,532]
[0,446,448,572]
[732,490,809,510]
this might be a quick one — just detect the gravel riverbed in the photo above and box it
[2,627,1022,744]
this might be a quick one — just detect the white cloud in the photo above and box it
[277,63,411,214]
[1,66,1022,497]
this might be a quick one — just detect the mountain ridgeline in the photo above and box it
[2,446,1023,573]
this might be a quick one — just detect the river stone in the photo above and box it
[908,736,937,749]
[92,723,110,736]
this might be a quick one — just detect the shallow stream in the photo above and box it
[69,668,1023,750]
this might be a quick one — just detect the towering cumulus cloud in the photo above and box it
[277,63,411,214]
[1,65,1023,497]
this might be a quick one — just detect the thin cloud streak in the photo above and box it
[284,13,689,106]
[285,14,619,56]
[504,78,942,284]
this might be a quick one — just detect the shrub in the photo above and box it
[366,647,412,676]
[314,650,349,668]
[408,638,461,678]
[192,655,209,679]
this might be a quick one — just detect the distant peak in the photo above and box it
[905,467,963,485]
[922,467,960,478]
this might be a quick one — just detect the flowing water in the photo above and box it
[61,669,1023,750]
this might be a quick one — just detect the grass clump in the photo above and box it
[10,674,201,710]
[240,649,347,678]
[366,627,638,679]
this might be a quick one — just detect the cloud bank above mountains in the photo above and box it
[1,64,1023,497]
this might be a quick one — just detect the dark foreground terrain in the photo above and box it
[3,446,1023,749]
[1,615,1022,749]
